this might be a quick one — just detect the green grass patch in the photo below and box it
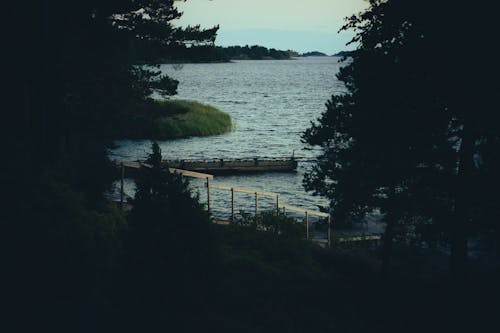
[152,100,232,139]
[114,99,232,140]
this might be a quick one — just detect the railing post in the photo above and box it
[282,206,286,216]
[305,211,309,240]
[206,177,211,213]
[120,162,124,210]
[255,192,259,224]
[276,195,279,215]
[231,188,235,222]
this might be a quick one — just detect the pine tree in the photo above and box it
[302,0,500,276]
[125,142,212,308]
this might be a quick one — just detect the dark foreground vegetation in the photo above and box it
[3,0,500,332]
[114,99,232,139]
[5,143,499,332]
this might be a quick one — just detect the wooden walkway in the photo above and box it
[164,157,298,174]
[205,179,332,245]
[115,160,383,247]
[118,160,214,180]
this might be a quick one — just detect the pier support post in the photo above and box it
[305,211,309,240]
[283,206,286,216]
[231,188,235,222]
[206,177,211,213]
[255,192,259,224]
[120,162,124,210]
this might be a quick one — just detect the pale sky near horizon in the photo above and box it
[174,0,369,54]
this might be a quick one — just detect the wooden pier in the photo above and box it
[114,160,382,247]
[115,159,333,246]
[117,160,214,179]
[163,157,298,174]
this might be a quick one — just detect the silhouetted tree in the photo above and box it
[303,0,499,277]
[4,0,219,198]
[123,142,212,317]
[2,0,219,320]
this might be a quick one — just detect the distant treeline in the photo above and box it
[301,51,328,57]
[332,50,354,57]
[132,39,298,63]
[217,45,298,60]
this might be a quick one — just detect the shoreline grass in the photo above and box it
[116,99,233,140]
[153,100,232,139]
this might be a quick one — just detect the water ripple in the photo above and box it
[112,58,347,215]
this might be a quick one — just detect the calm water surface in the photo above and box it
[110,57,347,221]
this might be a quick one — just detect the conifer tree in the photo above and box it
[303,0,499,276]
[126,142,212,308]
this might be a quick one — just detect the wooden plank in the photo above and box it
[279,204,330,218]
[209,184,233,191]
[167,158,297,173]
[169,168,214,180]
[117,158,297,174]
[114,160,214,179]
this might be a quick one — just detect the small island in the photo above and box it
[301,51,328,57]
[116,99,232,140]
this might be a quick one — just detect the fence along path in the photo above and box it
[118,161,332,247]
[204,173,332,247]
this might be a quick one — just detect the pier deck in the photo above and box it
[164,157,298,174]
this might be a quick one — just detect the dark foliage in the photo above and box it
[303,0,500,277]
[3,1,500,331]
[2,0,218,324]
[116,142,213,320]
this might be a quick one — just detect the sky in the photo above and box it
[174,0,369,55]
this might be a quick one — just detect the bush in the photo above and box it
[122,142,213,310]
